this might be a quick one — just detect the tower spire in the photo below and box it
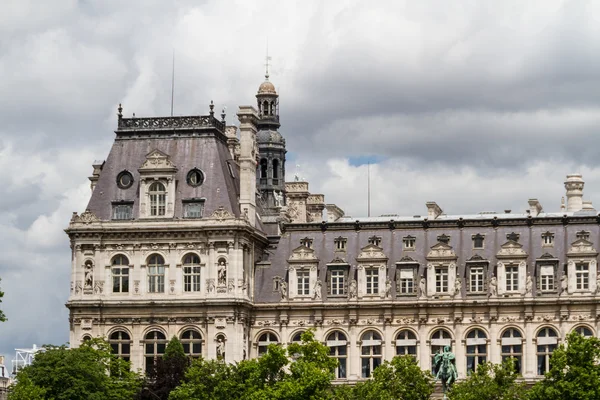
[265,40,271,80]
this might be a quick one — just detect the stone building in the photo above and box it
[67,72,600,383]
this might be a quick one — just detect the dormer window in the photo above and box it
[542,232,554,246]
[576,230,590,241]
[116,170,134,189]
[368,236,381,247]
[403,236,416,250]
[334,237,347,250]
[186,168,205,187]
[437,234,450,244]
[300,237,313,248]
[472,234,485,249]
[149,182,166,216]
[183,199,204,218]
[112,202,133,220]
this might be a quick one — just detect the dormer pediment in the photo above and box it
[139,149,177,173]
[427,242,457,260]
[567,238,598,257]
[397,255,417,264]
[466,254,487,262]
[328,256,347,265]
[356,244,388,262]
[497,240,527,259]
[288,245,319,263]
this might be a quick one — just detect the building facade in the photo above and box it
[67,74,600,382]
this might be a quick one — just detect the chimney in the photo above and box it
[565,174,584,212]
[527,199,543,217]
[426,202,443,219]
[237,106,259,226]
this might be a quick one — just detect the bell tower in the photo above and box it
[255,63,286,212]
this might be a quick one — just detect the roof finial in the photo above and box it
[209,100,214,117]
[264,39,271,80]
[117,103,123,118]
[221,106,227,123]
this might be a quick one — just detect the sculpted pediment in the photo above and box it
[356,244,388,261]
[288,245,319,263]
[466,254,487,262]
[139,149,177,172]
[397,255,417,264]
[427,242,457,260]
[497,240,527,259]
[567,239,598,257]
[328,256,347,264]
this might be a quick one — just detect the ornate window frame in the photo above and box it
[356,244,388,299]
[326,257,350,298]
[138,149,178,219]
[287,245,319,300]
[465,255,489,295]
[496,240,527,296]
[535,253,558,295]
[426,242,457,297]
[395,256,419,296]
[566,238,598,294]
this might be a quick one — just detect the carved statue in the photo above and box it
[419,276,427,298]
[228,280,235,293]
[434,346,458,399]
[280,280,287,300]
[560,275,568,296]
[217,259,227,286]
[314,279,322,300]
[216,338,225,360]
[488,275,497,297]
[454,277,461,297]
[84,263,93,289]
[207,279,215,293]
[596,276,600,294]
[385,279,392,298]
[525,274,533,296]
[348,279,357,299]
[274,190,284,207]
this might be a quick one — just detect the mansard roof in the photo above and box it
[87,132,240,220]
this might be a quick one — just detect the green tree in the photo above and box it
[139,336,190,400]
[349,355,434,400]
[8,338,141,400]
[448,359,527,400]
[528,331,600,400]
[169,329,337,400]
[0,277,6,322]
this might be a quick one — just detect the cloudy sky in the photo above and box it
[2,0,600,359]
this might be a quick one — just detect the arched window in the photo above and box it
[537,327,558,375]
[149,182,166,216]
[144,330,167,373]
[260,159,268,180]
[257,332,279,355]
[111,255,129,293]
[272,159,279,179]
[270,101,275,115]
[147,254,165,293]
[291,331,304,343]
[501,328,523,374]
[466,329,487,374]
[183,253,201,292]
[181,330,202,358]
[430,329,452,373]
[82,335,92,342]
[263,101,269,116]
[360,331,382,378]
[395,330,417,356]
[109,331,131,362]
[327,331,347,379]
[574,325,594,337]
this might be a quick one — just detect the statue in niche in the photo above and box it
[348,279,357,299]
[217,259,227,286]
[274,190,284,207]
[385,279,392,298]
[216,337,225,360]
[488,275,497,297]
[313,279,322,300]
[280,280,287,300]
[596,276,600,294]
[419,276,427,298]
[454,277,461,297]
[84,261,93,289]
[560,275,568,296]
[525,274,533,296]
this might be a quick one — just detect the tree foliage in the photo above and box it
[344,355,434,400]
[169,329,336,400]
[8,338,141,400]
[138,336,190,400]
[0,277,6,322]
[448,359,527,400]
[528,332,600,400]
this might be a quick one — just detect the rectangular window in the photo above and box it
[542,233,554,246]
[112,267,129,293]
[112,203,133,220]
[184,201,204,218]
[150,193,166,216]
[148,266,165,293]
[399,269,414,294]
[540,265,554,291]
[330,270,345,295]
[506,266,519,292]
[297,271,310,295]
[435,267,448,293]
[183,266,201,292]
[469,266,484,292]
[403,236,416,250]
[368,236,382,247]
[300,238,313,248]
[472,234,485,249]
[334,237,347,250]
[366,268,379,294]
[576,263,589,290]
